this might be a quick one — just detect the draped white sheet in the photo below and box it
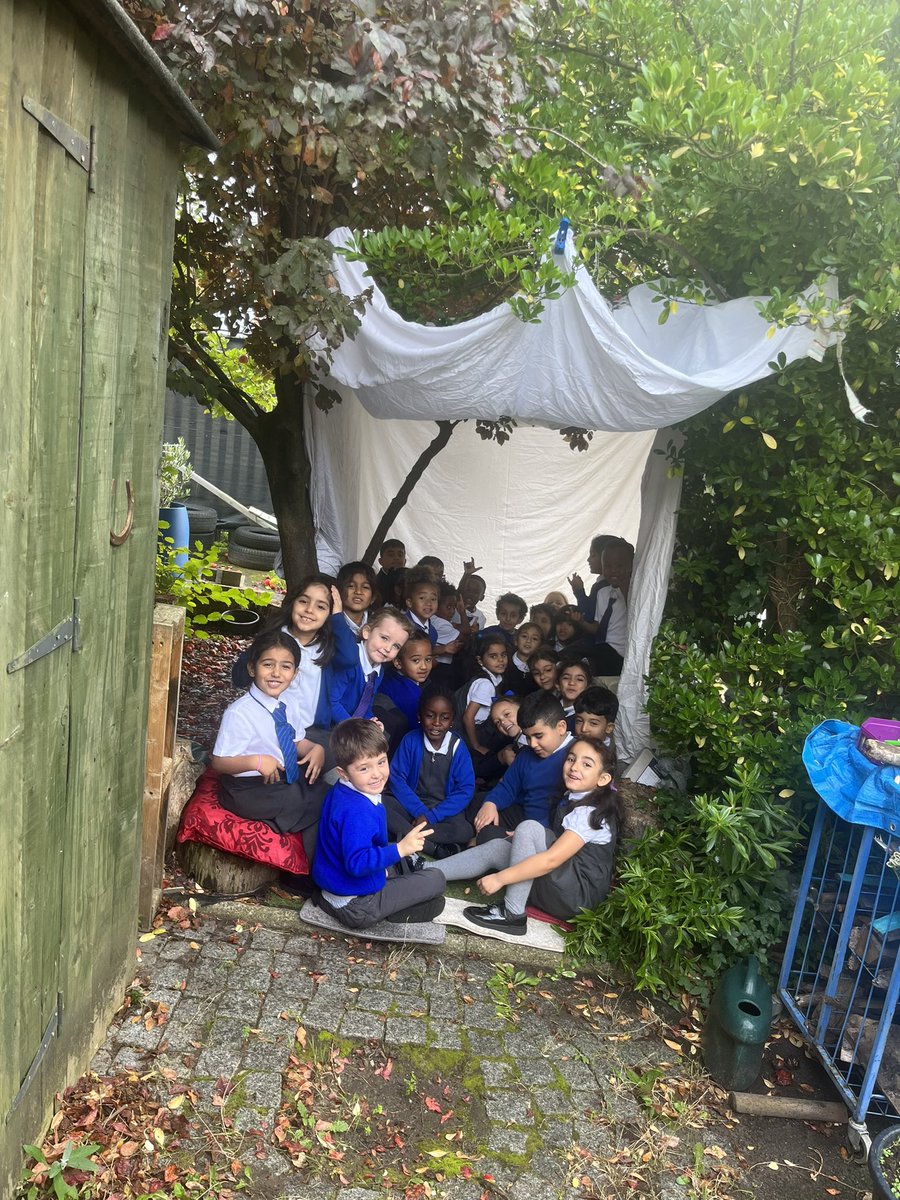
[309,229,838,759]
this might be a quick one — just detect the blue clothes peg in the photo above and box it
[553,217,570,255]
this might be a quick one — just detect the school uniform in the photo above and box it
[213,684,326,853]
[470,733,574,842]
[379,670,422,732]
[313,779,446,929]
[404,610,439,646]
[385,730,475,848]
[529,794,616,918]
[329,641,384,723]
[480,623,517,649]
[453,606,486,632]
[504,654,535,697]
[462,668,512,782]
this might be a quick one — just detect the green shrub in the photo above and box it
[155,532,267,638]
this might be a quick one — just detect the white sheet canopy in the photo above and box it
[310,228,840,758]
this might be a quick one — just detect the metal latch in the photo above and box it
[6,993,63,1119]
[6,600,81,674]
[22,96,96,190]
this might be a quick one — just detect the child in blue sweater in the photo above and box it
[467,691,573,844]
[378,631,434,733]
[313,721,446,930]
[385,684,476,859]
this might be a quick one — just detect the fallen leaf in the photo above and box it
[424,1097,442,1114]
[167,1094,185,1110]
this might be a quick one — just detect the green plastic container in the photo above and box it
[701,956,773,1090]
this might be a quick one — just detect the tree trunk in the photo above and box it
[255,375,318,590]
[361,420,459,564]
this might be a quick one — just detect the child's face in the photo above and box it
[601,547,632,592]
[341,751,390,795]
[563,741,612,792]
[492,700,521,739]
[421,696,454,747]
[341,571,373,615]
[530,657,558,691]
[521,718,569,759]
[588,540,606,575]
[559,665,590,703]
[555,618,575,643]
[574,711,614,741]
[379,545,406,571]
[437,593,457,622]
[497,601,522,631]
[398,640,433,684]
[290,584,331,640]
[461,575,486,609]
[248,646,297,698]
[478,643,508,676]
[515,625,541,660]
[532,611,553,640]
[407,583,438,622]
[362,617,409,665]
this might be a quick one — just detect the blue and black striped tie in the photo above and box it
[272,701,299,784]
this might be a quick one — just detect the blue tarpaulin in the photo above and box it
[803,720,900,833]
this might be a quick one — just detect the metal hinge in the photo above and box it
[6,599,81,674]
[22,96,96,191]
[6,993,63,1119]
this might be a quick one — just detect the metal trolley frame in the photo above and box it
[778,799,900,1154]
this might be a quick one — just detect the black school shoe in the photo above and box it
[462,903,527,935]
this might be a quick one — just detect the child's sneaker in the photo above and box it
[462,903,527,935]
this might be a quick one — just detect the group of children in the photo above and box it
[210,535,633,935]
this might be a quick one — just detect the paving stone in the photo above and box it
[241,1036,293,1071]
[354,987,395,1012]
[462,1001,504,1030]
[506,1029,556,1058]
[479,1059,518,1087]
[513,1056,558,1086]
[112,1046,149,1071]
[150,962,195,991]
[233,1106,274,1135]
[427,990,460,1019]
[272,953,318,983]
[90,1049,114,1074]
[484,1091,532,1124]
[257,1001,305,1035]
[229,958,278,991]
[282,931,321,956]
[276,1182,338,1200]
[140,985,185,1011]
[242,1070,283,1111]
[386,990,428,1017]
[465,1029,507,1056]
[572,1117,618,1157]
[487,1127,530,1155]
[339,1010,386,1040]
[539,1116,575,1149]
[302,1003,343,1033]
[114,1015,167,1051]
[385,1017,427,1045]
[532,1087,573,1116]
[182,960,237,995]
[347,963,387,985]
[554,1055,596,1089]
[249,928,288,951]
[201,940,240,962]
[427,1023,463,1050]
[570,1086,601,1116]
[159,936,203,962]
[193,1017,247,1076]
[217,989,265,1022]
[507,1175,549,1200]
[429,1181,485,1200]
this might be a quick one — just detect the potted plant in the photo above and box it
[158,437,192,567]
[869,1125,900,1199]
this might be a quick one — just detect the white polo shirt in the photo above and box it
[213,683,306,775]
[593,584,628,656]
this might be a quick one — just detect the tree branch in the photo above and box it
[512,124,648,198]
[583,226,730,301]
[170,327,264,430]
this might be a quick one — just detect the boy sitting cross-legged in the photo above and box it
[467,691,573,844]
[313,720,446,930]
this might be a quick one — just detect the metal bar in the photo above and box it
[189,470,275,528]
[6,994,62,1118]
[779,801,827,994]
[22,96,90,170]
[816,825,875,1046]
[6,611,78,673]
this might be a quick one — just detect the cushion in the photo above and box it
[177,768,309,875]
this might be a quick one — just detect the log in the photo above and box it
[177,839,280,894]
[729,1092,847,1123]
[164,739,205,854]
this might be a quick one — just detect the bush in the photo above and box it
[155,532,264,638]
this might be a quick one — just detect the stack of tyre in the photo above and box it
[184,500,219,553]
[227,524,281,571]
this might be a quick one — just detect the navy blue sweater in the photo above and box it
[482,735,573,826]
[379,671,422,731]
[312,781,400,897]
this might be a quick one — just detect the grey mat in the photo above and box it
[435,896,566,952]
[298,897,446,944]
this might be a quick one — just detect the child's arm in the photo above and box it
[211,753,281,784]
[462,700,489,757]
[296,737,325,783]
[389,740,430,819]
[478,830,585,895]
[328,667,356,724]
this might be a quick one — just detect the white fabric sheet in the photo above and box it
[321,227,837,432]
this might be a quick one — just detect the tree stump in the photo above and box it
[177,839,280,894]
[617,779,660,843]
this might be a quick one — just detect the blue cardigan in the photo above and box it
[379,671,422,731]
[389,732,475,822]
[483,736,572,826]
[312,780,400,897]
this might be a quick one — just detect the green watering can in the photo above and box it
[701,956,773,1090]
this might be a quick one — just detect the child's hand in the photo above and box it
[568,608,583,624]
[330,584,343,613]
[299,742,325,783]
[369,716,385,731]
[397,824,433,857]
[568,572,584,592]
[473,801,499,832]
[258,755,282,784]
[438,638,461,656]
[462,558,482,575]
[477,873,503,896]
[498,746,515,767]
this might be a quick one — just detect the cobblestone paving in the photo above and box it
[92,903,867,1200]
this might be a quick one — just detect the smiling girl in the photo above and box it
[429,737,619,933]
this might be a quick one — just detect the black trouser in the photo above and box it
[382,793,474,850]
[317,866,446,929]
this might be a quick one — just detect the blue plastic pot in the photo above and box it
[159,503,190,569]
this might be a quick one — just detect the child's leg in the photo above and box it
[501,821,553,916]
[323,869,446,930]
[423,838,512,881]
